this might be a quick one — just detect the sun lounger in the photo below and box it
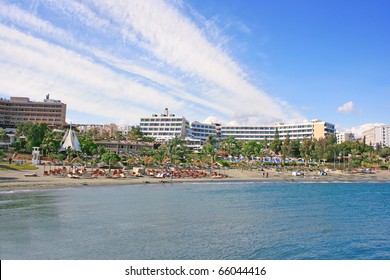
[24,172,38,177]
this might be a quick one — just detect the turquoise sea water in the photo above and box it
[0,181,389,260]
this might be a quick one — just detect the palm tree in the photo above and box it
[153,147,167,165]
[220,136,242,158]
[166,136,186,165]
[205,135,218,148]
[126,126,145,155]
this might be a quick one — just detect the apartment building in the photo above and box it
[77,123,118,138]
[361,125,390,147]
[336,132,355,144]
[0,95,66,128]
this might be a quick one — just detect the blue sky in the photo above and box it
[0,0,389,136]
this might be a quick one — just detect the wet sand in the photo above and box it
[1,165,390,191]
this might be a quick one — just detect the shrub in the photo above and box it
[379,165,389,170]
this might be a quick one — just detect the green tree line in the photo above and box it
[4,122,390,170]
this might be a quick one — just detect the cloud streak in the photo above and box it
[0,0,304,124]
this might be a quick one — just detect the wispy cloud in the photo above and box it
[0,0,304,124]
[337,101,354,113]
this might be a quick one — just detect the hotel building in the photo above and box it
[221,120,335,141]
[361,125,390,147]
[140,109,335,147]
[0,95,66,128]
[335,132,355,144]
[139,108,189,142]
[187,121,217,141]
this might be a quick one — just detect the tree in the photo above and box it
[379,147,390,159]
[312,135,337,163]
[300,138,314,166]
[290,139,301,158]
[281,134,292,165]
[205,135,218,148]
[127,126,145,141]
[94,145,108,164]
[201,143,218,171]
[16,122,49,152]
[166,136,187,164]
[40,129,63,156]
[114,131,123,141]
[153,147,167,165]
[220,136,242,158]
[270,128,282,155]
[79,135,98,156]
[362,136,367,152]
[126,126,147,154]
[0,130,7,142]
[102,152,120,167]
[242,140,262,165]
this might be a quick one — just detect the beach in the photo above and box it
[1,165,390,191]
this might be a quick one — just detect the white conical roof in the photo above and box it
[59,126,82,152]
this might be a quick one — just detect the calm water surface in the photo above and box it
[0,182,389,259]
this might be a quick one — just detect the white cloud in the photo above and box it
[337,101,354,113]
[90,0,304,122]
[0,25,179,121]
[0,0,305,125]
[203,116,221,124]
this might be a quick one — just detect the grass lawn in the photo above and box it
[0,163,38,171]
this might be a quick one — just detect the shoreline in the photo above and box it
[1,165,390,191]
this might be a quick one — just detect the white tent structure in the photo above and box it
[59,125,82,152]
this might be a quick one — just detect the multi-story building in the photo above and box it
[187,121,217,141]
[221,120,335,141]
[139,108,188,142]
[117,125,133,137]
[94,139,154,155]
[77,123,118,138]
[0,95,66,128]
[0,128,17,149]
[361,125,390,147]
[139,109,335,149]
[335,132,355,144]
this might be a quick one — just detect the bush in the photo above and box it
[379,165,389,170]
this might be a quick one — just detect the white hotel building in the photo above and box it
[139,109,335,146]
[361,125,390,147]
[221,120,335,141]
[139,108,189,142]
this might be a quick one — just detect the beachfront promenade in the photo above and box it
[1,165,390,191]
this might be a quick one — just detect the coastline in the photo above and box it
[1,165,390,192]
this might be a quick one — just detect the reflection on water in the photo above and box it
[0,182,389,259]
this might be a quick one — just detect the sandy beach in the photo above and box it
[1,165,389,191]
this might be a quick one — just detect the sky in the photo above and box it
[0,0,389,136]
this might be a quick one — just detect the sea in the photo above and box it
[0,181,389,260]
